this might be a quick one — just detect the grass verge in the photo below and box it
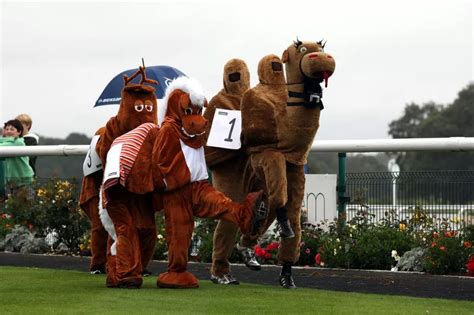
[1,266,473,314]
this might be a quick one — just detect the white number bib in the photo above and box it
[206,109,241,150]
[83,135,103,176]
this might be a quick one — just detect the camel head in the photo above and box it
[282,39,336,87]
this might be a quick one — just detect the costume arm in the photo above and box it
[96,117,119,165]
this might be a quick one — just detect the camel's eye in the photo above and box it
[145,104,153,112]
[134,104,144,112]
[184,107,193,115]
[299,46,307,54]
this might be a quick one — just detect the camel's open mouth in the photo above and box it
[313,71,332,88]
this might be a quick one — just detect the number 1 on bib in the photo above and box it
[206,109,241,150]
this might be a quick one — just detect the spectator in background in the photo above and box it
[16,114,39,175]
[1,119,34,195]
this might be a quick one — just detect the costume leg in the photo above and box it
[211,219,239,276]
[132,193,157,273]
[105,186,143,288]
[81,196,108,272]
[157,185,198,288]
[210,159,246,279]
[191,181,265,235]
[250,151,294,238]
[277,163,303,264]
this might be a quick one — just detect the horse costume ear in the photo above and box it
[178,93,190,108]
[282,49,289,63]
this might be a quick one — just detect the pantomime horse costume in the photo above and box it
[101,76,267,289]
[97,65,160,288]
[80,65,159,281]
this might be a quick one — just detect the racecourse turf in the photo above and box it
[0,266,472,314]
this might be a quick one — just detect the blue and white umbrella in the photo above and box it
[94,65,186,107]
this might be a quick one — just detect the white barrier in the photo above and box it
[0,145,89,157]
[1,137,474,157]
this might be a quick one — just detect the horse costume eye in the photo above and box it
[184,107,193,115]
[299,46,307,54]
[135,104,144,112]
[145,104,153,112]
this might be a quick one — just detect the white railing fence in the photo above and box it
[0,137,474,157]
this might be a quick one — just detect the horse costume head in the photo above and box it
[158,77,208,146]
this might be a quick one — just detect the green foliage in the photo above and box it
[1,179,89,253]
[194,218,217,263]
[298,222,324,266]
[388,83,474,171]
[424,228,474,275]
[153,212,168,261]
[0,212,15,239]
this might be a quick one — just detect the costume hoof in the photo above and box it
[157,271,199,289]
[107,277,142,289]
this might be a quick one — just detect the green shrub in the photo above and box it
[1,179,89,254]
[424,229,473,274]
[153,212,168,261]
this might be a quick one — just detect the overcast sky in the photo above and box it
[1,0,472,141]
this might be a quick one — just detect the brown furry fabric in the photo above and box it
[96,78,158,288]
[241,54,290,228]
[205,59,250,276]
[204,58,250,167]
[279,40,336,165]
[97,85,158,164]
[241,54,287,152]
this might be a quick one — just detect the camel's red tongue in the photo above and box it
[323,72,330,88]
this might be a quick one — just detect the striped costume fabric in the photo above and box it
[103,122,158,196]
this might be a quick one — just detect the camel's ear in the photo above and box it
[282,49,289,63]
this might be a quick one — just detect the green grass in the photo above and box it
[1,267,472,314]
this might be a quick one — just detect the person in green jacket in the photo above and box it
[1,119,34,194]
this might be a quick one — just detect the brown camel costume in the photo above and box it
[152,76,266,289]
[233,40,335,289]
[79,127,108,274]
[241,54,295,241]
[276,39,335,288]
[203,58,254,284]
[97,66,159,288]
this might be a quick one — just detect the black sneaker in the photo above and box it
[278,219,295,239]
[236,243,261,271]
[210,273,240,285]
[279,274,297,289]
[142,269,153,277]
